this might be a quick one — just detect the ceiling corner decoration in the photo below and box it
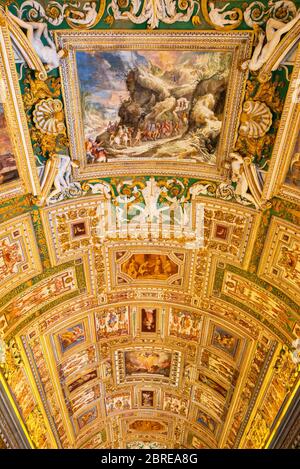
[0,0,299,450]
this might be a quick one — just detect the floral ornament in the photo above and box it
[14,1,104,29]
[23,73,61,109]
[244,1,297,28]
[216,183,235,200]
[54,176,256,209]
[106,0,200,29]
[33,98,66,135]
[239,101,272,138]
[14,1,66,26]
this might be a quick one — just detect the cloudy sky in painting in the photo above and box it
[76,50,232,139]
[77,51,149,136]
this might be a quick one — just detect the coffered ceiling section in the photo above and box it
[0,0,300,450]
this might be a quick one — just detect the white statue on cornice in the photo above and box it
[230,152,260,208]
[46,154,79,205]
[291,338,300,364]
[208,2,239,27]
[242,13,300,71]
[6,10,64,72]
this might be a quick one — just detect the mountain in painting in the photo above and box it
[77,50,232,163]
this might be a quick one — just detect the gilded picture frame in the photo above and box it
[0,19,40,199]
[51,316,92,362]
[262,44,300,203]
[56,30,252,180]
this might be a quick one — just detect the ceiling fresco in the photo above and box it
[0,0,299,450]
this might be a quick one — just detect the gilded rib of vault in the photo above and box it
[0,0,299,449]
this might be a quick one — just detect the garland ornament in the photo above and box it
[106,0,200,29]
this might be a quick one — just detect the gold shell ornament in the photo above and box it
[33,98,66,135]
[239,100,272,138]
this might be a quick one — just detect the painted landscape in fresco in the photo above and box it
[77,50,232,164]
[0,104,18,185]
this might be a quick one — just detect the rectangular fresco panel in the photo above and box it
[211,326,239,357]
[67,370,97,394]
[141,390,154,407]
[0,101,19,185]
[95,306,129,340]
[77,50,232,165]
[69,385,100,415]
[196,409,217,433]
[186,432,208,449]
[3,269,75,328]
[58,323,85,354]
[141,308,157,333]
[105,393,131,414]
[58,345,96,379]
[198,373,228,399]
[121,254,178,280]
[125,350,171,377]
[77,406,98,430]
[169,309,202,341]
[163,393,189,416]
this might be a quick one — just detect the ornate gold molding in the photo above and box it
[262,44,300,202]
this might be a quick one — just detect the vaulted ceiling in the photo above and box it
[0,0,300,450]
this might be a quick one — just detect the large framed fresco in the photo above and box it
[0,21,40,198]
[52,317,91,360]
[57,30,252,178]
[107,246,191,291]
[115,347,182,386]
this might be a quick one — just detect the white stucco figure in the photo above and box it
[242,13,300,71]
[85,182,112,198]
[291,338,300,364]
[67,2,97,27]
[47,155,79,204]
[7,11,64,71]
[208,2,239,27]
[230,152,259,208]
[189,184,211,197]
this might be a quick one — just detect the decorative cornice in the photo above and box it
[0,378,31,449]
[269,387,300,449]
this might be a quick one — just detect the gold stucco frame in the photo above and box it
[0,19,40,199]
[262,44,300,203]
[55,30,252,180]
